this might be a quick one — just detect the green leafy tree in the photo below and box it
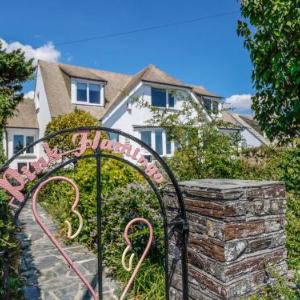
[0,40,34,162]
[237,0,300,142]
[0,40,34,128]
[136,94,245,180]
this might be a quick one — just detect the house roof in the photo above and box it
[6,98,38,129]
[39,60,132,120]
[38,60,221,120]
[192,85,221,98]
[239,115,264,136]
[220,111,270,145]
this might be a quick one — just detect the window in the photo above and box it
[108,132,119,142]
[212,101,219,114]
[89,84,100,104]
[73,79,103,105]
[203,98,211,111]
[155,131,163,155]
[13,135,35,154]
[139,129,174,156]
[77,83,87,102]
[26,136,34,153]
[17,162,27,173]
[13,135,24,154]
[141,131,152,147]
[151,88,175,108]
[166,135,172,155]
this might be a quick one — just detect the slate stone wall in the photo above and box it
[164,179,287,300]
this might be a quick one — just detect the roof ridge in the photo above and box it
[39,59,133,78]
[232,113,270,145]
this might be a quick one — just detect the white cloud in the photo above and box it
[224,94,252,111]
[24,90,34,99]
[0,38,60,65]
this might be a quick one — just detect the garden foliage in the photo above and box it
[0,190,23,300]
[238,0,300,141]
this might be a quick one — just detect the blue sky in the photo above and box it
[0,0,253,114]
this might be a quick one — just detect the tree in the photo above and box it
[0,40,35,162]
[135,94,242,180]
[0,40,35,128]
[237,0,300,142]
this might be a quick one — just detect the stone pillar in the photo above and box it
[165,179,287,300]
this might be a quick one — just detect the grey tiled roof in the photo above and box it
[6,99,38,128]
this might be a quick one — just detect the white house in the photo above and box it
[4,60,224,169]
[4,60,267,170]
[220,111,270,148]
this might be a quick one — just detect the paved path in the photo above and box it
[17,203,119,300]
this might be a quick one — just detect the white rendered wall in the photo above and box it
[34,65,52,158]
[103,83,202,156]
[241,129,263,148]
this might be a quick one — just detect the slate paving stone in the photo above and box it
[17,202,119,300]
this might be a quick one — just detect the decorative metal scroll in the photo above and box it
[0,127,189,299]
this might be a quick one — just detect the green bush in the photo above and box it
[249,269,300,300]
[45,108,99,151]
[102,184,165,299]
[39,157,141,248]
[0,190,23,300]
[38,161,165,299]
[286,194,300,269]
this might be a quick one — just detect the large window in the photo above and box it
[155,131,163,155]
[203,98,212,111]
[151,88,175,108]
[13,135,35,154]
[212,101,219,113]
[139,129,174,156]
[73,79,103,105]
[141,131,152,147]
[108,132,119,142]
[204,97,219,114]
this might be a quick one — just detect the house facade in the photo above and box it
[3,60,267,170]
[221,111,270,148]
[4,60,223,169]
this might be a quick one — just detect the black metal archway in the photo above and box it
[0,126,189,299]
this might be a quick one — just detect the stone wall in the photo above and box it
[164,179,287,300]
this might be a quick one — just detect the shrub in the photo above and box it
[39,157,141,248]
[286,193,300,269]
[45,108,99,151]
[102,184,165,299]
[0,190,23,299]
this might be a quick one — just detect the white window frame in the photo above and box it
[71,78,105,106]
[139,129,175,157]
[13,134,36,156]
[151,87,176,109]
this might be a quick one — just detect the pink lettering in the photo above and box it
[114,142,132,156]
[0,168,26,202]
[92,131,101,150]
[131,148,140,160]
[43,142,61,162]
[31,158,48,174]
[72,132,92,157]
[21,165,36,181]
[100,139,114,150]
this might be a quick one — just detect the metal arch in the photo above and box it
[2,126,189,299]
[0,126,187,217]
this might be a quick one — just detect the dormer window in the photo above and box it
[203,97,219,114]
[151,88,175,108]
[71,78,104,106]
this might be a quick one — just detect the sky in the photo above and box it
[0,0,253,114]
